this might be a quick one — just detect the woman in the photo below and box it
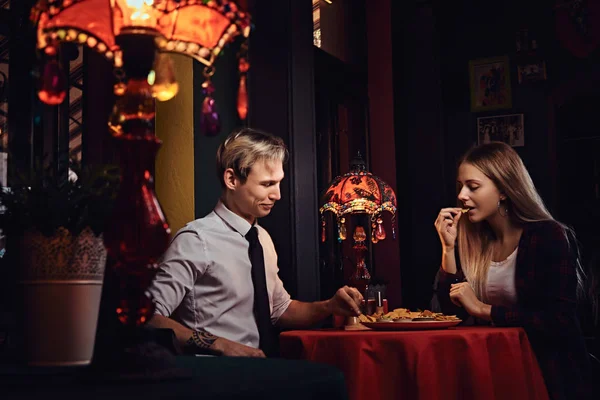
[433,142,591,399]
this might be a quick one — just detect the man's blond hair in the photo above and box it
[216,128,288,187]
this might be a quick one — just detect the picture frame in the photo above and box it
[477,113,524,147]
[517,61,547,84]
[469,56,512,112]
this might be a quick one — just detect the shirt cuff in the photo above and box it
[153,301,171,317]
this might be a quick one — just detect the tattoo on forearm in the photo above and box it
[185,330,218,354]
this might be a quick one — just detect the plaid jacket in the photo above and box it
[433,220,592,400]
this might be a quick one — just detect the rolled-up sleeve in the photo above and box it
[146,229,208,317]
[270,273,292,324]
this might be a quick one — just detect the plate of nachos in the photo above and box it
[358,308,461,331]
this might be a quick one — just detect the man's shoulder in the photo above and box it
[179,211,225,237]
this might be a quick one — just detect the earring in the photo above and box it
[497,200,508,217]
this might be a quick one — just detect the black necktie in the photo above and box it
[245,227,277,357]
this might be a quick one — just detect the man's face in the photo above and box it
[230,159,284,223]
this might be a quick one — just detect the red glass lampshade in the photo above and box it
[32,0,252,129]
[320,153,397,244]
[33,0,250,69]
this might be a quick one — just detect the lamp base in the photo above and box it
[343,316,370,331]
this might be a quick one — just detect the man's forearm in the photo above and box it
[147,314,219,354]
[148,314,267,357]
[276,300,331,329]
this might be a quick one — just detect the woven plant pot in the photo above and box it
[18,226,106,366]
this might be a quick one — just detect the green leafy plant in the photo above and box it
[0,160,120,238]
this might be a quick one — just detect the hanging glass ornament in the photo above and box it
[237,41,250,120]
[200,66,220,136]
[375,217,386,241]
[37,58,67,105]
[339,217,347,241]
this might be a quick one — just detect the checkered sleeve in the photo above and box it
[491,222,579,336]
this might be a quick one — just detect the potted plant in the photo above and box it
[0,160,119,366]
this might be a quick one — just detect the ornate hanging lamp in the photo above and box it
[32,0,252,133]
[319,153,397,282]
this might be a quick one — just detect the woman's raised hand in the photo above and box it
[434,208,463,251]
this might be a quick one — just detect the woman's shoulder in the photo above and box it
[523,219,568,242]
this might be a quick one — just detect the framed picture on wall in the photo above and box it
[477,113,524,147]
[469,56,512,112]
[517,61,547,84]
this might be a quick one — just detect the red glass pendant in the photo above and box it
[237,74,248,120]
[237,56,249,120]
[38,59,67,105]
[375,218,386,241]
[200,80,221,136]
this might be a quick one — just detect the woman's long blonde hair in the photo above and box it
[457,142,581,300]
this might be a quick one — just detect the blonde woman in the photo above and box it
[434,142,591,399]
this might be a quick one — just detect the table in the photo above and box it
[280,326,548,400]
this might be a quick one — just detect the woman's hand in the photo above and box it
[449,282,491,320]
[434,208,463,251]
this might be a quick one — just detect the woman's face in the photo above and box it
[457,162,504,223]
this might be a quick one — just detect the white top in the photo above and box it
[486,247,519,307]
[146,201,292,349]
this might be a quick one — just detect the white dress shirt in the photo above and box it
[146,201,292,349]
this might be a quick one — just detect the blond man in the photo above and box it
[147,128,362,357]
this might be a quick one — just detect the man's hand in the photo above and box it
[327,286,363,316]
[210,337,266,358]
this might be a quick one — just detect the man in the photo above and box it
[147,128,363,357]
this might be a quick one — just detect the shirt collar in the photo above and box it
[214,200,256,237]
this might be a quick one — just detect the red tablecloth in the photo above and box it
[279,326,548,400]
